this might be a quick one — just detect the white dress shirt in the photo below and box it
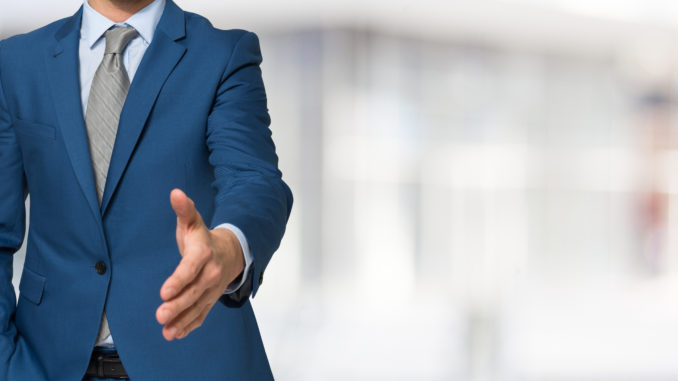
[79,0,253,347]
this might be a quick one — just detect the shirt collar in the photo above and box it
[81,0,166,49]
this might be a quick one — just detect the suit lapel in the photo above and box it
[100,0,187,214]
[44,8,103,224]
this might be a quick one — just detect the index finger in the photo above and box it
[161,247,208,300]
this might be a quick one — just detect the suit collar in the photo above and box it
[53,0,184,46]
[156,0,186,42]
[100,0,187,213]
[47,0,187,216]
[81,0,167,48]
[46,8,103,225]
[52,7,82,55]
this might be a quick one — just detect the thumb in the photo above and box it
[170,188,202,230]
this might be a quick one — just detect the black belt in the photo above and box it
[85,348,129,379]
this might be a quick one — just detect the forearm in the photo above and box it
[210,176,291,293]
[207,31,293,297]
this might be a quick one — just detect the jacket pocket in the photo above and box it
[19,266,46,305]
[13,119,57,140]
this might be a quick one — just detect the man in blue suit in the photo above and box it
[0,0,292,379]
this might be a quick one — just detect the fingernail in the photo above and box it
[167,327,177,339]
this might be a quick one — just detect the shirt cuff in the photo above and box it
[213,223,253,294]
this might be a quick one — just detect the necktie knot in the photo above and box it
[104,26,139,55]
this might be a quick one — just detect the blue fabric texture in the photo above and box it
[0,0,292,379]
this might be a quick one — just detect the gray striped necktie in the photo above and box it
[85,26,138,345]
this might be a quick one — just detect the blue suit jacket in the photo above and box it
[0,1,292,379]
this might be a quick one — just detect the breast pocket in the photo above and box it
[13,119,57,140]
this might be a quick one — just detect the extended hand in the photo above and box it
[156,189,245,341]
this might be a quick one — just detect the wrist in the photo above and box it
[210,228,245,275]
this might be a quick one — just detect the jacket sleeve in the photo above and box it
[206,31,293,306]
[0,40,27,375]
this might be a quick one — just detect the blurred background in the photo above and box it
[5,0,678,379]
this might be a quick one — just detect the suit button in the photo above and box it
[95,261,107,275]
[258,271,264,285]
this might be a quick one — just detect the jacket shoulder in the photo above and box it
[183,11,255,48]
[1,15,73,53]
